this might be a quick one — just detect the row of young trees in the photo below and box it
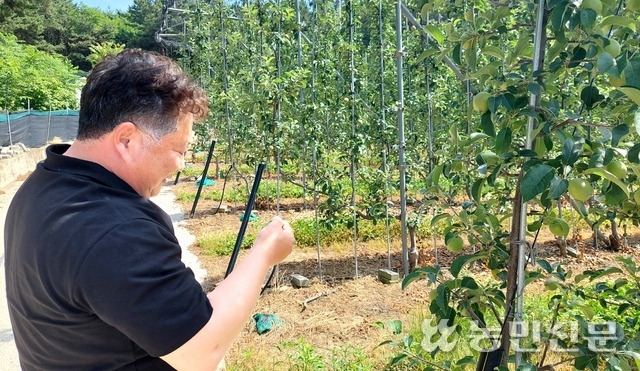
[164,0,640,368]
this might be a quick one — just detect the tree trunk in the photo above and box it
[500,172,523,365]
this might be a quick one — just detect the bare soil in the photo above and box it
[169,174,640,370]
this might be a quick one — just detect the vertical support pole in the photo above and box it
[379,0,391,270]
[515,0,546,367]
[190,139,216,218]
[348,0,359,278]
[396,0,409,276]
[7,111,12,146]
[225,163,266,278]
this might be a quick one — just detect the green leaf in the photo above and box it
[401,269,426,290]
[623,60,640,89]
[550,2,567,31]
[618,87,640,106]
[521,163,555,202]
[611,124,629,147]
[415,48,440,65]
[468,132,490,144]
[514,34,531,57]
[388,319,403,335]
[481,111,495,136]
[480,45,504,59]
[600,15,636,29]
[581,85,604,110]
[580,9,597,29]
[460,276,479,290]
[527,82,542,95]
[537,259,553,273]
[450,122,459,147]
[569,44,587,68]
[575,355,597,370]
[597,52,617,75]
[402,334,413,348]
[583,168,630,197]
[562,138,583,165]
[426,164,444,187]
[548,177,568,199]
[605,182,627,205]
[455,356,476,366]
[471,178,485,202]
[425,25,445,45]
[452,43,462,65]
[589,266,624,281]
[627,143,640,164]
[389,353,407,366]
[431,213,452,227]
[495,127,512,154]
[450,252,487,278]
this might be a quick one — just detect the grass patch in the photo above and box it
[198,231,256,256]
[291,216,402,248]
[276,337,378,371]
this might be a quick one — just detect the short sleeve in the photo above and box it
[74,219,213,356]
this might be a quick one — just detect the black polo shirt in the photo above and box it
[4,144,213,370]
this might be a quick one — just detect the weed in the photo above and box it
[199,232,256,256]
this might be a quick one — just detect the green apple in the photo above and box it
[479,150,499,165]
[634,189,640,204]
[629,0,640,11]
[606,160,627,178]
[581,0,603,14]
[568,178,593,202]
[472,91,491,113]
[548,218,570,238]
[604,38,621,57]
[446,236,464,253]
[544,278,561,291]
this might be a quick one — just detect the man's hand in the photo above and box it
[253,216,294,266]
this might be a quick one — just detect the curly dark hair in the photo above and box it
[78,49,209,140]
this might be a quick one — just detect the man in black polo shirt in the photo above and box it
[4,49,294,370]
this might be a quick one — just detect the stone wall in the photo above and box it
[0,144,46,189]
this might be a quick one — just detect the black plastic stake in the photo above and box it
[189,139,216,218]
[173,171,181,185]
[225,163,265,278]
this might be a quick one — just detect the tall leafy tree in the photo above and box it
[123,0,164,52]
[0,33,80,111]
[0,0,51,49]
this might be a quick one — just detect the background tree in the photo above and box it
[0,33,80,111]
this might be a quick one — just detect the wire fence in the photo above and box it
[1,110,79,148]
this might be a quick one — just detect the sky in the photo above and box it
[75,0,134,12]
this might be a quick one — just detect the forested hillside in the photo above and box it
[0,0,164,110]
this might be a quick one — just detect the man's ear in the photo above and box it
[112,122,142,160]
